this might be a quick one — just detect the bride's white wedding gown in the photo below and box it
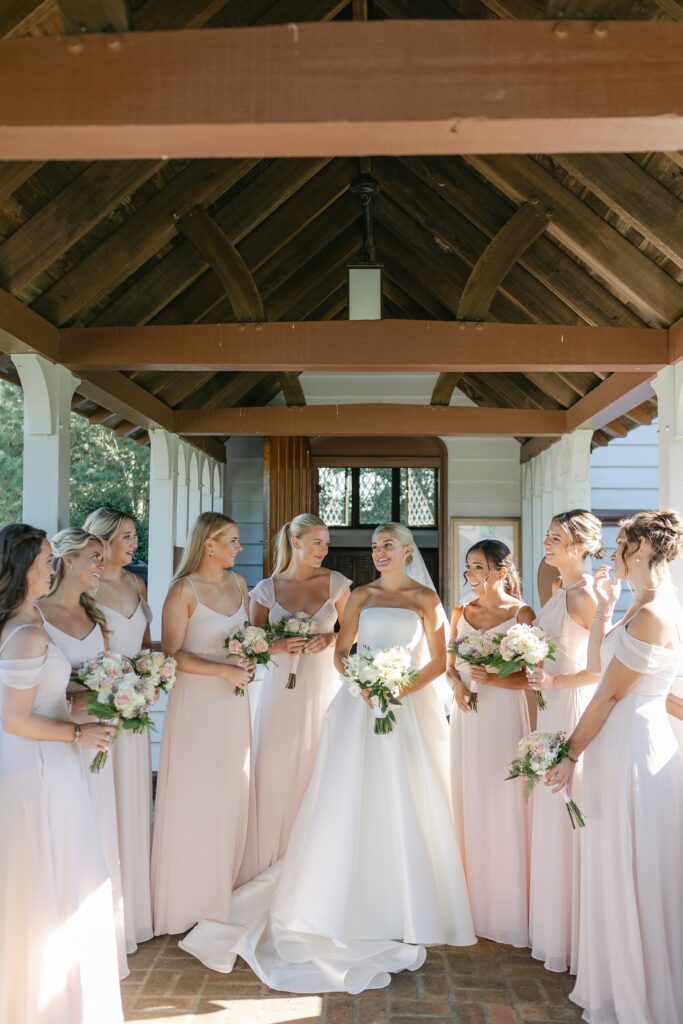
[180,606,475,994]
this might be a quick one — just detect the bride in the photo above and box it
[180,522,475,993]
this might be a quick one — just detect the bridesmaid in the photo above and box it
[84,507,153,955]
[525,510,602,973]
[448,540,533,947]
[151,512,254,936]
[0,524,122,1024]
[38,527,129,980]
[547,510,683,1024]
[242,513,350,879]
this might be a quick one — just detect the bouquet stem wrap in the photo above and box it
[286,652,301,690]
[271,613,321,690]
[506,730,586,829]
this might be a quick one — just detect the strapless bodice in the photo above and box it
[357,607,423,666]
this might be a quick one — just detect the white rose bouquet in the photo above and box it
[490,623,556,709]
[76,652,153,773]
[132,649,177,702]
[224,622,272,696]
[447,629,498,712]
[270,612,321,689]
[506,729,585,829]
[342,645,419,735]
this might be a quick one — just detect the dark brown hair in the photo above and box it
[465,539,522,600]
[0,524,48,633]
[619,509,683,573]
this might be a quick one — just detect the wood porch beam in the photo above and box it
[174,404,567,438]
[565,372,656,431]
[431,200,551,405]
[669,316,683,364]
[0,287,59,361]
[59,321,670,373]
[1,22,682,159]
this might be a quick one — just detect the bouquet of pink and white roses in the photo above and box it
[270,612,321,689]
[76,652,153,773]
[132,649,177,700]
[490,623,556,710]
[506,729,585,829]
[224,623,272,696]
[447,630,498,712]
[342,645,419,735]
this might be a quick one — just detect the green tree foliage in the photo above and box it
[0,380,150,561]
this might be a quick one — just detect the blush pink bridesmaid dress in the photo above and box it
[41,614,129,980]
[570,624,683,1024]
[102,578,154,954]
[529,580,596,973]
[239,570,350,880]
[450,611,530,947]
[151,575,252,936]
[0,627,123,1024]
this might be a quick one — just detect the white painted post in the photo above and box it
[175,444,190,548]
[212,461,225,513]
[200,458,212,511]
[521,462,535,605]
[12,354,79,535]
[187,451,201,531]
[560,430,592,512]
[147,430,178,636]
[653,364,683,740]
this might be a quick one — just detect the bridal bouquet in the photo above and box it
[342,645,418,735]
[490,623,556,710]
[447,630,498,712]
[76,652,153,773]
[224,622,272,696]
[270,612,321,689]
[506,730,585,829]
[132,649,177,700]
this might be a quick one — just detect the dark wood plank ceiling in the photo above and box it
[0,0,680,454]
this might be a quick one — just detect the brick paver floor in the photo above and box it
[122,934,583,1023]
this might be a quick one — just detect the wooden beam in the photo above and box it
[59,321,670,373]
[32,158,256,325]
[554,153,683,268]
[75,371,174,432]
[565,372,656,431]
[178,206,265,321]
[650,0,683,19]
[670,316,683,364]
[431,200,551,405]
[174,404,567,437]
[464,155,683,327]
[0,161,41,204]
[0,287,59,360]
[1,22,683,158]
[0,160,162,293]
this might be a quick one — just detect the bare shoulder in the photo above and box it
[450,603,466,628]
[136,575,149,599]
[415,584,440,612]
[568,583,598,626]
[628,603,677,648]
[345,583,373,612]
[166,577,194,610]
[1,623,49,661]
[516,603,536,625]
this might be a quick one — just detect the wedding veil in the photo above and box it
[407,544,454,713]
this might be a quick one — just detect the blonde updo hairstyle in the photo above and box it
[619,509,683,573]
[372,522,414,565]
[49,528,109,639]
[174,512,238,581]
[272,513,327,576]
[552,509,605,560]
[83,507,134,549]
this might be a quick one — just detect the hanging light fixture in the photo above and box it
[347,175,382,320]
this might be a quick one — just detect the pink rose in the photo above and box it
[114,691,132,709]
[228,639,243,655]
[253,639,268,654]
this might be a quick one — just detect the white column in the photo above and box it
[521,461,535,604]
[212,461,225,513]
[12,354,79,535]
[200,458,213,512]
[653,365,683,600]
[559,430,593,512]
[187,451,201,530]
[147,430,178,635]
[175,444,190,548]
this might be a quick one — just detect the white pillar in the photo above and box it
[147,430,178,635]
[187,451,201,531]
[12,354,79,535]
[200,458,212,512]
[212,462,224,513]
[559,430,593,512]
[175,444,190,548]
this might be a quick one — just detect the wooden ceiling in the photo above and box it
[0,0,682,459]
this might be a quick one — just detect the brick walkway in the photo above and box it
[122,934,583,1023]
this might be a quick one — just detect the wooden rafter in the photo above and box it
[174,404,567,437]
[431,200,551,405]
[464,155,683,326]
[57,0,129,33]
[1,22,682,158]
[565,373,656,431]
[59,321,670,374]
